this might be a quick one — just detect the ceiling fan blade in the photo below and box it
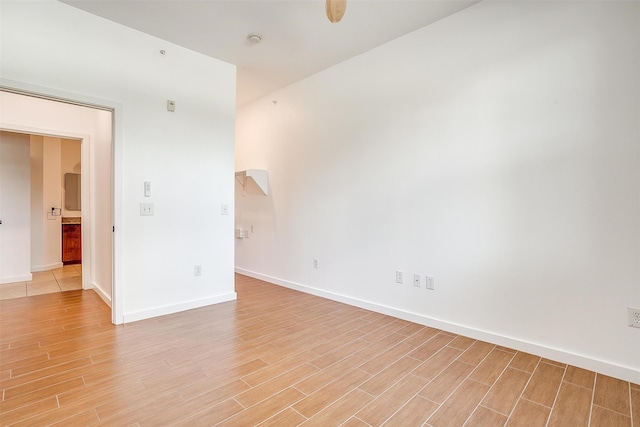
[326,0,347,23]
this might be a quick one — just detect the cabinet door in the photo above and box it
[62,225,82,263]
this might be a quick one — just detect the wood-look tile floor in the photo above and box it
[0,274,638,426]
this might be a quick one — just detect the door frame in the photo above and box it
[0,81,122,324]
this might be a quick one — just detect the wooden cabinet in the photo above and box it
[62,224,81,265]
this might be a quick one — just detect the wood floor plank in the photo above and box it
[564,366,596,389]
[426,379,490,427]
[457,340,495,367]
[293,367,371,418]
[94,390,183,426]
[170,398,245,427]
[382,395,438,426]
[547,381,593,427]
[309,338,370,370]
[401,326,440,348]
[521,362,565,408]
[355,373,427,426]
[590,405,632,427]
[257,407,308,426]
[138,379,250,426]
[357,342,413,375]
[0,377,86,413]
[407,332,456,361]
[294,355,365,395]
[236,363,319,408]
[631,387,640,427]
[411,346,462,382]
[340,417,370,427]
[447,335,475,351]
[509,351,540,373]
[419,360,475,404]
[215,387,305,427]
[464,405,508,427]
[358,356,421,397]
[505,399,550,427]
[242,350,317,387]
[0,396,59,426]
[481,367,531,416]
[593,374,631,416]
[468,349,514,386]
[300,388,374,427]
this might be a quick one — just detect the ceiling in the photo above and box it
[62,0,480,106]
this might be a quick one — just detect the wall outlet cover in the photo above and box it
[140,203,154,216]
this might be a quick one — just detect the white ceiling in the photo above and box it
[62,0,480,106]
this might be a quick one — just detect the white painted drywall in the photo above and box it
[0,131,31,284]
[236,1,640,382]
[30,135,46,271]
[42,137,62,268]
[1,1,236,322]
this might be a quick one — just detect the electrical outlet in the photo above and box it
[140,203,154,216]
[395,270,403,284]
[313,259,319,269]
[629,307,640,328]
[194,265,202,276]
[426,276,435,290]
[413,274,421,287]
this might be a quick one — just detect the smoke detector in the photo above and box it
[247,33,262,45]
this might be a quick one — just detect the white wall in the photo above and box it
[236,1,640,383]
[1,0,236,322]
[30,135,65,272]
[0,131,31,283]
[30,135,45,271]
[42,137,62,268]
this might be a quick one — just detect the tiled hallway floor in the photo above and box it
[0,264,82,300]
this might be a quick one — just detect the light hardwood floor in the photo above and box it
[0,274,637,426]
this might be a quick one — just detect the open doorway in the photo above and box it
[0,132,84,296]
[0,89,115,321]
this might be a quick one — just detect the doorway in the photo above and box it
[0,89,117,322]
[0,132,84,296]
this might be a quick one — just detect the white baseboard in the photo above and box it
[122,292,238,324]
[235,267,640,384]
[31,262,63,272]
[1,274,32,284]
[90,282,112,308]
